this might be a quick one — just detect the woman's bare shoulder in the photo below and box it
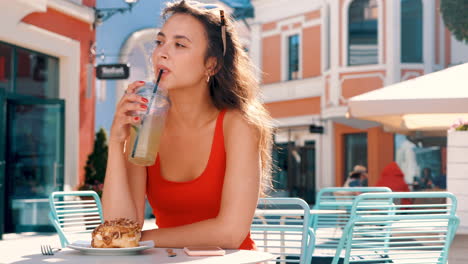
[223,109,260,145]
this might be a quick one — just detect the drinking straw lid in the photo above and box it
[130,69,164,159]
[153,69,163,94]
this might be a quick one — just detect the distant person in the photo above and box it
[353,164,368,187]
[395,139,420,184]
[420,168,434,189]
[353,164,366,173]
[339,170,364,198]
[343,171,363,188]
[375,162,412,205]
[412,176,420,191]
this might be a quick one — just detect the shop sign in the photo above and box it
[96,64,130,80]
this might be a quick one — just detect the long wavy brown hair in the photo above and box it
[162,0,273,196]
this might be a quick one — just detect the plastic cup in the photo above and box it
[126,82,170,166]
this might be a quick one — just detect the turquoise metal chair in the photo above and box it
[48,191,104,247]
[252,198,315,264]
[311,187,392,254]
[330,192,459,264]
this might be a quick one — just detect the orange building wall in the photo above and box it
[82,0,96,8]
[262,22,277,31]
[401,69,424,80]
[305,10,321,21]
[325,76,330,106]
[22,7,96,185]
[334,123,394,186]
[265,97,321,118]
[262,35,281,84]
[366,126,394,186]
[340,72,384,99]
[302,26,321,78]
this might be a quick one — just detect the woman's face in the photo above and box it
[152,13,211,90]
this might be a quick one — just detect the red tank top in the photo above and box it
[146,109,255,250]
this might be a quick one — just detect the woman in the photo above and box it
[101,0,273,250]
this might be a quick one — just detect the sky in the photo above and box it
[95,0,166,132]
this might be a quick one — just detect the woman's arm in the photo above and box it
[101,81,149,226]
[141,110,260,248]
[102,142,147,226]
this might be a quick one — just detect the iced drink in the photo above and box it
[126,82,170,166]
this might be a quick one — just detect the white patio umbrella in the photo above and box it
[347,63,468,131]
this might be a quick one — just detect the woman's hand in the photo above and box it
[109,81,149,144]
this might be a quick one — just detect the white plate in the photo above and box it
[68,240,155,255]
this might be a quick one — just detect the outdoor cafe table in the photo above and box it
[2,247,275,264]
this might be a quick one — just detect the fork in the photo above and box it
[41,245,61,256]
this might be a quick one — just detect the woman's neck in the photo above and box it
[166,83,218,129]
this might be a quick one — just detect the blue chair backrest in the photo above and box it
[48,191,104,247]
[331,192,459,264]
[311,187,392,252]
[252,197,314,264]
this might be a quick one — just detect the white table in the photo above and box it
[4,247,275,264]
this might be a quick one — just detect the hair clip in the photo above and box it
[220,10,226,56]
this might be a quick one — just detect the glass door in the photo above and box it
[301,142,316,204]
[0,91,6,239]
[344,133,368,182]
[288,142,316,204]
[4,95,64,233]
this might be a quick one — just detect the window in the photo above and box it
[0,43,59,98]
[0,42,12,91]
[348,0,379,65]
[15,48,59,99]
[395,134,446,190]
[344,133,368,181]
[287,34,300,80]
[401,0,423,63]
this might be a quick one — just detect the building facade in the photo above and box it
[250,0,468,203]
[0,0,96,238]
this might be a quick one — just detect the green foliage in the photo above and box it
[79,128,108,197]
[449,118,468,131]
[455,124,468,131]
[440,0,468,43]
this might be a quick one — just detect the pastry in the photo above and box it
[91,218,142,248]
